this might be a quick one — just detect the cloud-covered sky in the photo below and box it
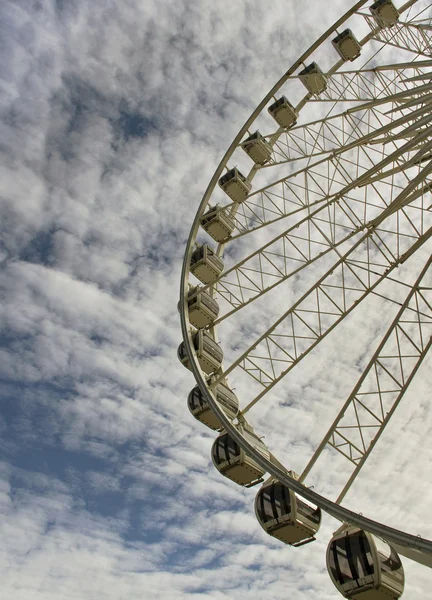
[1,0,432,598]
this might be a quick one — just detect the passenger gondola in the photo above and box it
[255,476,321,546]
[268,96,298,129]
[241,131,272,165]
[332,29,361,62]
[218,167,251,203]
[186,285,220,329]
[370,0,399,28]
[187,376,239,430]
[327,524,404,600]
[211,422,269,487]
[200,205,235,243]
[177,330,223,375]
[190,244,224,284]
[299,62,328,95]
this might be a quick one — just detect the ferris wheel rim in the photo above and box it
[179,0,432,565]
[182,0,370,247]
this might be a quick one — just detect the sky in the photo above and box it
[1,0,432,599]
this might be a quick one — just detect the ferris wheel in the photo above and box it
[178,0,432,597]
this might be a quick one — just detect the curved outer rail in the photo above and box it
[179,0,432,567]
[180,298,432,563]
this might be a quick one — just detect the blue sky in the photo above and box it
[1,0,432,598]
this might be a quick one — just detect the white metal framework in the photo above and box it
[179,0,432,590]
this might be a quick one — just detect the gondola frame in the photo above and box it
[326,526,404,600]
[254,477,321,546]
[211,424,269,487]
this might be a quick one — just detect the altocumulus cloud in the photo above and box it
[1,0,432,599]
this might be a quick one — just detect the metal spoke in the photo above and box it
[222,81,432,238]
[213,225,432,411]
[207,150,432,319]
[364,14,432,56]
[299,254,432,503]
[180,0,432,575]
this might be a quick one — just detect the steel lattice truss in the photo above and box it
[365,13,432,55]
[201,85,432,326]
[203,4,432,465]
[220,63,432,237]
[300,255,432,502]
[214,224,432,404]
[181,0,432,567]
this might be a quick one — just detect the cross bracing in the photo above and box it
[222,133,432,239]
[237,66,432,164]
[270,107,402,165]
[181,0,432,570]
[364,15,432,56]
[300,253,432,503]
[205,139,432,319]
[211,222,432,412]
[319,65,432,102]
[209,196,432,323]
[269,108,396,166]
[219,80,432,239]
[269,87,432,165]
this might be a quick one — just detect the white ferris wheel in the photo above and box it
[178,1,432,597]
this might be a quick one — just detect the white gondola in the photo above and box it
[327,525,404,600]
[370,0,399,28]
[200,205,235,243]
[268,96,298,129]
[211,422,269,487]
[187,285,220,329]
[241,131,272,165]
[177,330,223,374]
[218,167,251,202]
[190,244,224,284]
[299,62,328,95]
[332,29,361,62]
[187,376,239,430]
[255,476,321,546]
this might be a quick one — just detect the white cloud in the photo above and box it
[1,0,432,598]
